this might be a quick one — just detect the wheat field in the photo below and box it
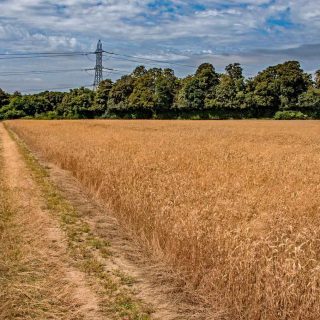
[6,120,320,319]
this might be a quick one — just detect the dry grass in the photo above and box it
[0,132,84,319]
[6,119,320,319]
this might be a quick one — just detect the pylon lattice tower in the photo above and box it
[94,40,103,88]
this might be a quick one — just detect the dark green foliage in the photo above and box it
[298,88,320,109]
[206,75,245,110]
[154,68,178,113]
[93,79,113,117]
[37,91,65,111]
[175,63,219,110]
[56,87,95,119]
[225,63,244,81]
[127,67,159,115]
[0,88,9,108]
[204,63,247,115]
[0,90,65,119]
[274,110,308,120]
[0,60,319,120]
[296,88,320,118]
[8,96,37,116]
[249,61,311,114]
[107,75,135,113]
[0,104,26,119]
[108,66,178,118]
[315,70,320,89]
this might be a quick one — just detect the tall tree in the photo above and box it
[93,79,113,116]
[225,63,243,80]
[154,68,178,112]
[205,63,246,110]
[315,70,320,89]
[297,87,320,117]
[247,61,311,114]
[0,88,9,107]
[57,87,95,118]
[107,75,134,113]
[127,68,160,116]
[132,65,147,78]
[177,63,219,110]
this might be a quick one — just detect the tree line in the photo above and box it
[1,61,320,120]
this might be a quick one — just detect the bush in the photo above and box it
[0,105,26,119]
[34,111,59,120]
[274,110,308,120]
[190,114,201,120]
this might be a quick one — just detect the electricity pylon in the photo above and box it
[93,40,103,88]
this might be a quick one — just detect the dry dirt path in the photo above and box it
[0,123,103,319]
[1,122,204,319]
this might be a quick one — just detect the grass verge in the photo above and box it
[0,135,84,319]
[6,126,153,320]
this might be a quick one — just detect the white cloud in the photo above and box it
[0,0,319,92]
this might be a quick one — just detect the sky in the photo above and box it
[0,0,319,93]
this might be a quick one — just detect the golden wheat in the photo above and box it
[6,119,320,319]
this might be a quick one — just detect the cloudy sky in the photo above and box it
[0,0,319,93]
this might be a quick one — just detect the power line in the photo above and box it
[104,54,184,71]
[1,44,198,92]
[0,67,126,77]
[0,49,196,68]
[103,67,130,75]
[87,67,123,72]
[0,51,93,56]
[0,68,90,76]
[21,84,93,94]
[105,70,128,76]
[0,53,93,60]
[104,50,197,69]
[86,67,128,76]
[0,48,196,68]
